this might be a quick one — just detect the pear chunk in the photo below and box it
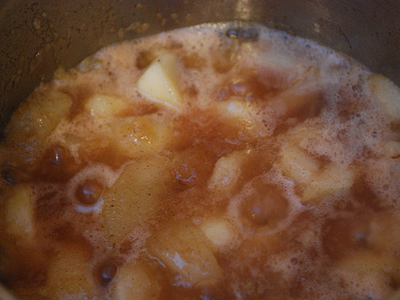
[147,223,222,288]
[208,150,247,193]
[101,157,172,247]
[200,218,238,250]
[137,53,183,109]
[113,263,161,300]
[4,184,36,247]
[214,98,268,139]
[110,115,174,159]
[368,74,400,124]
[4,89,72,167]
[279,145,320,186]
[85,94,131,118]
[46,244,97,300]
[302,163,355,203]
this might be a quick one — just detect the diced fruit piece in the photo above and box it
[278,81,321,118]
[286,122,324,147]
[110,115,174,159]
[101,157,172,247]
[147,223,223,288]
[4,184,36,247]
[0,184,47,295]
[137,53,183,108]
[113,262,161,300]
[45,243,97,300]
[214,98,267,138]
[302,163,355,203]
[279,145,320,186]
[208,151,247,192]
[268,69,322,118]
[200,218,238,250]
[85,94,131,118]
[4,89,73,167]
[286,122,347,165]
[368,74,400,124]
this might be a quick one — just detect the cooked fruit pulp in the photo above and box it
[1,22,400,300]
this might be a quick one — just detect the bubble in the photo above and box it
[240,182,289,228]
[75,179,104,206]
[96,260,118,287]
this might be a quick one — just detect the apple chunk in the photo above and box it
[113,262,161,300]
[279,145,320,186]
[85,94,131,118]
[101,156,172,247]
[147,223,222,289]
[110,115,175,159]
[4,184,36,247]
[208,150,247,193]
[302,163,355,203]
[137,53,183,109]
[45,243,97,300]
[214,98,268,139]
[4,89,73,168]
[200,218,238,251]
[368,74,400,124]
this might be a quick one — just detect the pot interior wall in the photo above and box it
[1,0,399,134]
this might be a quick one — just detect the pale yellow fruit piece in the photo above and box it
[383,140,400,158]
[208,150,247,192]
[46,243,97,300]
[137,53,183,109]
[286,122,324,146]
[101,157,172,247]
[85,94,131,118]
[279,83,321,117]
[147,223,223,288]
[4,184,36,247]
[302,163,355,203]
[286,122,346,165]
[368,74,400,124]
[110,115,174,159]
[4,89,73,166]
[214,98,268,138]
[279,145,320,186]
[113,262,161,300]
[268,69,321,118]
[200,218,238,250]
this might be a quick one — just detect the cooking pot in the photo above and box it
[0,0,399,299]
[1,0,400,135]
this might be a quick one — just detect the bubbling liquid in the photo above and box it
[1,22,400,300]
